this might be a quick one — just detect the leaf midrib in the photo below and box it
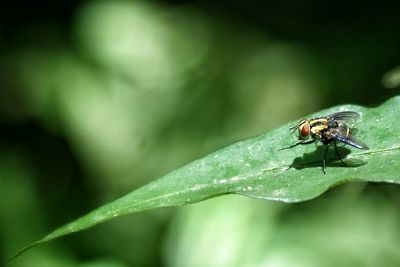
[129,144,400,209]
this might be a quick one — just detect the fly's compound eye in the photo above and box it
[299,121,310,139]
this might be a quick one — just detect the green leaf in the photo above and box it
[9,95,400,263]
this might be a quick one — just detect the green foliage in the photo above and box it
[10,95,400,262]
[383,66,400,89]
[164,191,400,267]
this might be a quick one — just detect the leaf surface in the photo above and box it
[10,96,400,262]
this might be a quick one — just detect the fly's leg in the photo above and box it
[278,139,316,151]
[322,145,329,174]
[334,140,347,166]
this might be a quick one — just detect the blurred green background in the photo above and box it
[1,0,400,266]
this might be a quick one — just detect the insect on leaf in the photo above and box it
[8,95,400,263]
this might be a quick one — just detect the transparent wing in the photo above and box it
[328,111,361,127]
[330,126,369,150]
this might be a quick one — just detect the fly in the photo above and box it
[280,111,369,174]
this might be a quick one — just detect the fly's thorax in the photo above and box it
[309,117,329,139]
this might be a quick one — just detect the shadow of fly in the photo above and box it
[280,111,369,174]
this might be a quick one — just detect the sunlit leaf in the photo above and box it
[9,95,400,263]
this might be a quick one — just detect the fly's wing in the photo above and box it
[330,126,369,150]
[328,111,361,128]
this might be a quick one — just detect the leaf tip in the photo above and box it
[6,241,41,266]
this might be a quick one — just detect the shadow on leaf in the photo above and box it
[290,145,367,171]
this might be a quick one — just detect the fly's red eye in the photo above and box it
[300,123,310,137]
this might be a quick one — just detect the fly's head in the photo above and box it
[290,119,311,140]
